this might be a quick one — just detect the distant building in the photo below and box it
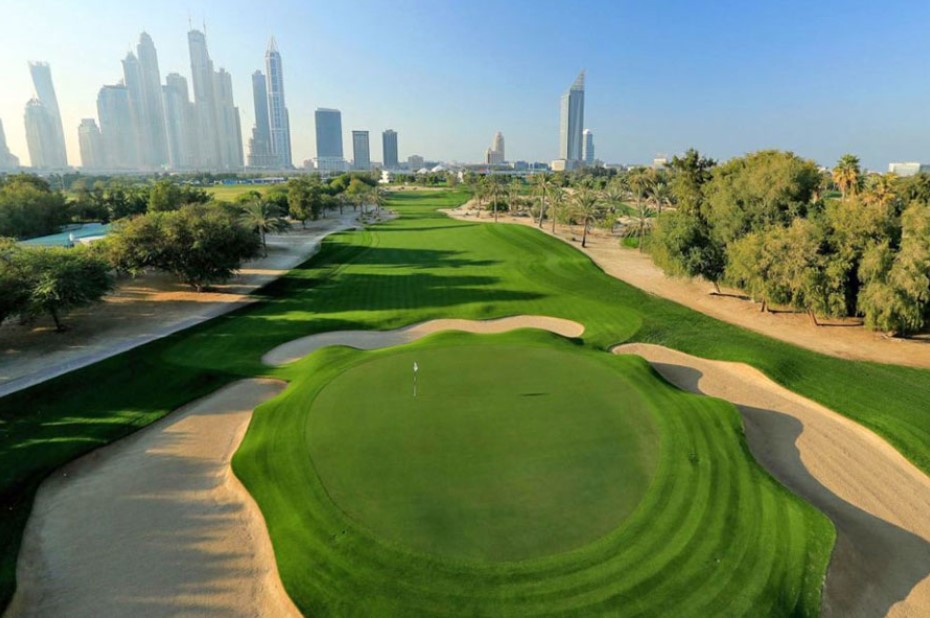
[653,156,668,170]
[24,98,59,169]
[247,70,275,168]
[136,33,170,168]
[352,130,371,170]
[888,162,924,177]
[583,129,595,166]
[27,62,68,168]
[485,131,505,165]
[407,154,424,169]
[77,119,105,169]
[188,28,243,170]
[265,37,292,168]
[0,119,21,169]
[315,108,344,172]
[97,84,137,169]
[553,70,585,171]
[382,129,399,169]
[163,73,197,169]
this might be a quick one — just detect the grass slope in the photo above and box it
[1,189,929,612]
[234,330,832,616]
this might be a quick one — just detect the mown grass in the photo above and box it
[235,330,832,616]
[1,188,929,613]
[205,183,274,201]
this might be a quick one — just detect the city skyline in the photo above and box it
[3,1,930,170]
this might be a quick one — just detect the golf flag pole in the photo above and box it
[413,361,419,398]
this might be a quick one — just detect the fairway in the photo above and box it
[307,342,658,562]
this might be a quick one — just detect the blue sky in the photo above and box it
[1,0,929,169]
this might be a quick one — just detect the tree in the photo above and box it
[571,183,602,248]
[347,177,372,214]
[832,154,863,200]
[148,180,183,212]
[239,200,290,256]
[0,239,31,324]
[652,210,726,292]
[287,177,323,225]
[550,188,566,233]
[21,246,113,331]
[508,178,522,215]
[0,174,69,239]
[531,174,554,228]
[483,175,505,222]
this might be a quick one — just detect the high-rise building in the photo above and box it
[247,71,275,168]
[583,129,594,166]
[188,28,221,169]
[77,119,105,169]
[24,98,59,169]
[27,62,68,167]
[136,32,169,167]
[214,68,244,169]
[382,129,399,169]
[163,73,197,169]
[121,52,147,166]
[97,84,137,169]
[407,154,425,170]
[265,37,292,168]
[486,131,505,166]
[315,108,344,170]
[352,130,370,170]
[557,71,585,168]
[0,119,21,169]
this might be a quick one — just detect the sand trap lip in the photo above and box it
[262,315,585,366]
[613,343,930,618]
[5,378,300,618]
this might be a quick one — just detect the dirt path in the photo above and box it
[262,315,585,366]
[0,214,358,398]
[444,204,930,369]
[614,343,930,618]
[4,378,299,618]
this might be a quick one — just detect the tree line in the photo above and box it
[0,172,384,332]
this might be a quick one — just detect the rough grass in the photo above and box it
[2,188,929,613]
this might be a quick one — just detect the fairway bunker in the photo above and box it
[305,341,659,562]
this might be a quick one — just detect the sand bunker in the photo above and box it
[614,343,930,618]
[5,379,300,618]
[262,315,585,366]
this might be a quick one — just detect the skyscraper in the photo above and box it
[0,119,22,170]
[214,68,244,169]
[352,130,370,170]
[24,98,58,169]
[315,108,344,171]
[382,129,398,169]
[27,62,68,167]
[247,71,275,168]
[486,131,505,166]
[558,71,585,168]
[265,37,292,168]
[78,119,105,169]
[583,129,595,166]
[163,73,197,169]
[97,84,137,169]
[187,28,221,168]
[136,32,169,167]
[121,52,147,165]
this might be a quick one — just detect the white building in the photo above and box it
[485,131,505,165]
[888,162,923,177]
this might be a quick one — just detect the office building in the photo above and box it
[121,52,147,165]
[315,108,344,170]
[77,119,105,169]
[214,68,244,169]
[407,154,425,170]
[24,98,59,169]
[247,71,275,167]
[136,33,169,167]
[352,130,371,170]
[265,37,291,168]
[188,28,242,170]
[583,129,594,166]
[486,131,505,165]
[27,62,68,168]
[555,70,585,170]
[163,73,197,169]
[97,84,137,169]
[888,162,925,177]
[0,120,21,169]
[382,129,399,169]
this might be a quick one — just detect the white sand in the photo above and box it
[4,379,299,618]
[614,343,930,618]
[262,315,585,366]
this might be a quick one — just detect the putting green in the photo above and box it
[307,343,658,562]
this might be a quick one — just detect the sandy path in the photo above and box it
[4,379,300,618]
[262,315,585,366]
[614,343,930,618]
[0,213,358,398]
[445,205,930,369]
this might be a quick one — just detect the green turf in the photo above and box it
[4,188,930,614]
[205,183,273,201]
[303,340,658,562]
[234,331,832,616]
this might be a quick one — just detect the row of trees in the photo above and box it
[651,149,930,336]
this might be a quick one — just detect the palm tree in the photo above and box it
[508,178,522,215]
[239,201,290,256]
[483,175,505,222]
[863,173,897,210]
[370,186,387,217]
[648,173,673,215]
[832,154,862,200]
[531,174,554,228]
[602,180,627,233]
[571,184,602,248]
[550,187,566,234]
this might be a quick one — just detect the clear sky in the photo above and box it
[1,0,929,170]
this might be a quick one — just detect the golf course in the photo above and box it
[4,189,930,616]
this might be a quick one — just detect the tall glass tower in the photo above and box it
[265,37,292,168]
[382,129,398,169]
[559,71,585,164]
[27,62,68,167]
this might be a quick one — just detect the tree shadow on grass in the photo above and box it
[649,360,930,618]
